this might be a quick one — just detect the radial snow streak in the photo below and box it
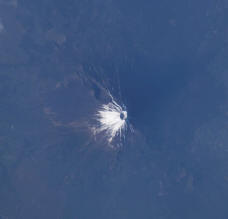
[92,93,128,143]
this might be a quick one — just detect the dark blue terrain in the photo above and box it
[0,0,228,218]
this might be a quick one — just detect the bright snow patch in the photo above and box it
[92,94,128,143]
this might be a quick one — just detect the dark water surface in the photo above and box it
[0,0,228,218]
